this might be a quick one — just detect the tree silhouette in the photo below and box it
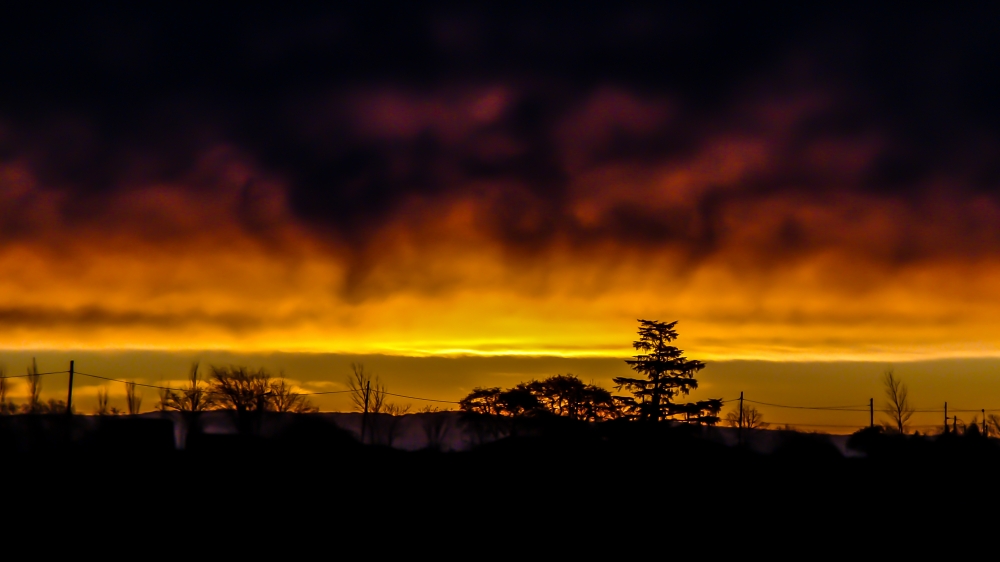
[23,358,41,414]
[96,387,110,415]
[0,366,11,415]
[881,369,913,434]
[458,386,536,441]
[344,364,409,445]
[526,374,618,421]
[347,363,388,443]
[460,377,618,421]
[209,365,315,413]
[459,387,506,416]
[162,363,215,413]
[988,414,1000,437]
[613,319,721,424]
[461,385,545,417]
[209,366,273,413]
[268,377,317,413]
[125,381,142,415]
[725,403,768,429]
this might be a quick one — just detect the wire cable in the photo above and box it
[59,371,1000,415]
[0,370,70,378]
[74,371,176,390]
[384,391,461,404]
[744,399,869,411]
[766,421,868,428]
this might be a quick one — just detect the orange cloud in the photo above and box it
[2,90,1000,362]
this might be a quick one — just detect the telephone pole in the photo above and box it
[738,391,744,445]
[361,380,371,444]
[944,402,948,434]
[65,360,74,416]
[869,398,873,428]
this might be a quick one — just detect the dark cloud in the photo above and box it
[0,304,307,333]
[3,3,1000,274]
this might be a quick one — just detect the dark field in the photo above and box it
[2,415,991,536]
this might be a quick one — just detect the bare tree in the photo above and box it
[162,363,215,413]
[96,387,110,415]
[207,365,316,435]
[347,363,386,413]
[125,381,142,415]
[24,358,41,414]
[207,366,315,412]
[725,403,769,429]
[269,376,317,413]
[347,363,388,443]
[988,414,1000,438]
[0,366,10,415]
[882,369,913,434]
[209,366,272,413]
[208,365,269,435]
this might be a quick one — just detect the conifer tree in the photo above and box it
[613,319,721,424]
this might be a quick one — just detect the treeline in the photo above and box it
[159,364,316,414]
[0,362,317,416]
[0,359,68,415]
[1,320,724,431]
[460,375,618,421]
[458,319,724,431]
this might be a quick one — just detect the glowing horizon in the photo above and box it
[5,4,1000,427]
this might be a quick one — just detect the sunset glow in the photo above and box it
[3,4,1000,431]
[3,143,1000,361]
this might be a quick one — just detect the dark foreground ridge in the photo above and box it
[2,414,993,530]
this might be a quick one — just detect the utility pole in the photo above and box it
[953,415,957,433]
[66,360,74,416]
[738,391,744,445]
[983,409,987,437]
[869,398,873,428]
[944,402,948,434]
[361,380,371,445]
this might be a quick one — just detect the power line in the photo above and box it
[75,371,176,390]
[0,370,70,379]
[766,421,952,429]
[767,421,867,428]
[383,391,461,404]
[743,398,1000,414]
[39,369,1000,417]
[744,399,869,411]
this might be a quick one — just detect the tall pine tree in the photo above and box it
[613,319,721,424]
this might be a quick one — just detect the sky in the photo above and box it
[3,5,1000,429]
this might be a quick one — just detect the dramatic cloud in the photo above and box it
[2,5,1000,359]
